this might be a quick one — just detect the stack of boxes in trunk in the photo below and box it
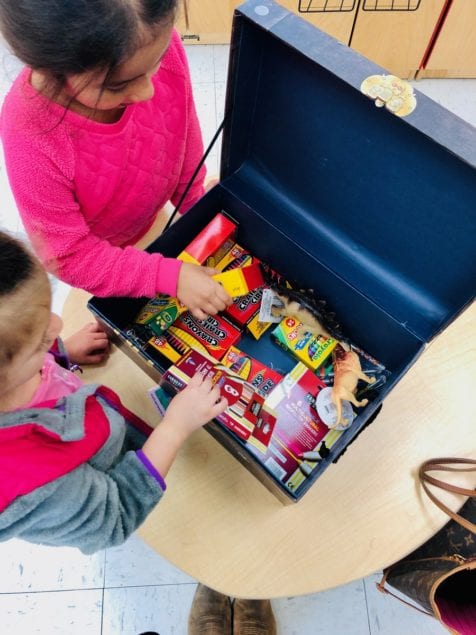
[130,212,388,497]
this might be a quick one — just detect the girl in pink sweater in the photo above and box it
[0,0,230,320]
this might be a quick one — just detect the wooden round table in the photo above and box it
[62,286,476,599]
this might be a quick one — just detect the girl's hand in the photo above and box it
[64,322,109,365]
[176,262,232,320]
[140,374,228,478]
[162,372,228,439]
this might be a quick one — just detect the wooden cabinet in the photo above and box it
[176,0,469,79]
[349,0,448,79]
[418,0,476,78]
[271,1,358,44]
[176,0,357,45]
[175,0,241,44]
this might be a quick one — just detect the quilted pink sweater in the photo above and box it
[0,31,205,298]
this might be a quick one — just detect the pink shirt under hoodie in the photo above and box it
[0,30,206,298]
[19,352,167,490]
[23,354,84,408]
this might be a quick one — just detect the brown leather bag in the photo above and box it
[377,458,476,635]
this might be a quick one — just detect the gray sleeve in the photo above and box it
[0,452,164,554]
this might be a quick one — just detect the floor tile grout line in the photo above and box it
[0,581,197,596]
[0,588,104,596]
[102,548,107,590]
[100,585,105,635]
[103,581,198,591]
[362,576,372,635]
[212,43,217,86]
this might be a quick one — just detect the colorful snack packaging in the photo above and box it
[221,346,283,397]
[247,406,278,454]
[160,350,257,440]
[247,363,334,488]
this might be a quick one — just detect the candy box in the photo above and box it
[221,345,283,397]
[160,349,245,406]
[159,349,258,441]
[247,363,342,494]
[88,1,476,502]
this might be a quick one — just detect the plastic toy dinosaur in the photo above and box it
[330,349,375,428]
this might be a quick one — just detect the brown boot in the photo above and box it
[233,598,277,635]
[188,584,232,635]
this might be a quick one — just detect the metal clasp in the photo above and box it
[360,74,417,117]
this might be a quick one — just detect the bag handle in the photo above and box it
[377,458,476,609]
[419,458,476,534]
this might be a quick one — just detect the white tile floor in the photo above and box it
[1,35,474,635]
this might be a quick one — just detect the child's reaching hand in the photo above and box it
[176,262,232,320]
[64,322,109,365]
[163,372,229,437]
[141,373,228,478]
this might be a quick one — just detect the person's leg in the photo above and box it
[188,583,232,635]
[233,598,277,635]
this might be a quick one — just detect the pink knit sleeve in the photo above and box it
[169,32,207,215]
[3,133,182,298]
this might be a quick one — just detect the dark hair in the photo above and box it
[0,231,50,367]
[0,0,178,84]
[0,231,34,296]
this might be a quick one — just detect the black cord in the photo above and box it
[163,116,227,232]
